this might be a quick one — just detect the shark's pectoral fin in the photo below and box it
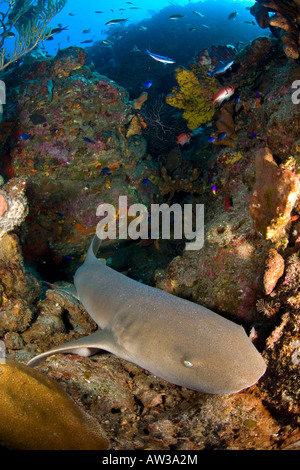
[27,329,113,367]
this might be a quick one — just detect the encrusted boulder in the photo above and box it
[250,148,300,241]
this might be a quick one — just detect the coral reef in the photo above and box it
[250,148,300,241]
[166,66,218,130]
[0,35,299,450]
[0,177,28,239]
[0,359,109,450]
[158,167,201,203]
[250,0,300,59]
[0,47,157,265]
[0,0,66,72]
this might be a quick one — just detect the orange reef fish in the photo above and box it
[212,86,235,108]
[176,132,191,146]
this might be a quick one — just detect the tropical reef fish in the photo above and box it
[228,10,238,20]
[105,18,128,25]
[81,39,93,44]
[169,14,184,20]
[193,11,205,17]
[20,133,31,140]
[212,85,235,108]
[101,39,113,46]
[207,60,234,78]
[143,80,152,90]
[27,235,266,394]
[176,132,191,146]
[49,25,69,36]
[30,113,47,125]
[217,132,227,140]
[145,49,175,64]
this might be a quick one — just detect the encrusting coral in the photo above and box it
[166,66,218,130]
[0,359,109,450]
[212,100,237,148]
[250,0,300,59]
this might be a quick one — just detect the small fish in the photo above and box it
[20,133,32,140]
[146,49,175,64]
[102,167,112,175]
[250,133,262,139]
[68,12,77,16]
[218,132,227,140]
[200,24,210,28]
[131,45,141,53]
[50,26,69,36]
[101,39,113,46]
[142,178,151,184]
[169,14,184,20]
[228,10,238,20]
[105,18,128,25]
[212,185,217,194]
[207,60,234,78]
[56,212,64,217]
[138,26,147,31]
[83,137,95,143]
[244,21,256,25]
[207,136,216,142]
[30,113,47,125]
[82,29,91,34]
[6,31,15,38]
[212,86,235,108]
[176,132,191,146]
[81,39,93,44]
[188,27,196,32]
[94,11,104,14]
[193,11,205,17]
[143,80,152,90]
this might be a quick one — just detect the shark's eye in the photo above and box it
[183,360,194,368]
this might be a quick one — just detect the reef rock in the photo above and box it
[0,47,158,266]
[250,148,300,241]
[0,177,28,239]
[251,0,300,59]
[263,248,285,295]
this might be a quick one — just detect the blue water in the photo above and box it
[1,0,265,59]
